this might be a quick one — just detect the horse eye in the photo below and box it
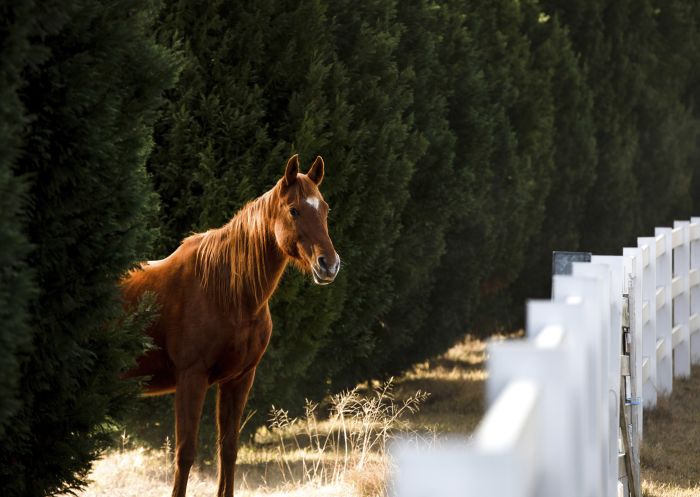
[290,207,300,219]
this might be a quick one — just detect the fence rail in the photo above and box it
[394,216,700,497]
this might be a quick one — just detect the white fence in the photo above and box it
[394,217,700,497]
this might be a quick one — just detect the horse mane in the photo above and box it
[194,188,278,310]
[192,177,318,310]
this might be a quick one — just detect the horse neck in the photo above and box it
[198,195,288,313]
[249,229,288,309]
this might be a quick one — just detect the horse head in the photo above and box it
[273,154,340,285]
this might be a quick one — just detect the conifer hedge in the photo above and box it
[0,1,176,494]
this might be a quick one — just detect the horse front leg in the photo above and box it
[216,369,256,497]
[172,370,208,497]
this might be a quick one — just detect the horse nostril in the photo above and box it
[317,256,328,272]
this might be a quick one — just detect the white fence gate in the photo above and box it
[394,217,700,497]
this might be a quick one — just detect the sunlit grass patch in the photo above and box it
[641,366,700,497]
[262,379,430,493]
[71,333,700,497]
[73,374,440,497]
[642,481,700,497]
[79,445,358,497]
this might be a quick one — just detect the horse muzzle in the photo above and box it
[312,254,340,285]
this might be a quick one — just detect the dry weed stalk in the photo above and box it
[268,378,429,495]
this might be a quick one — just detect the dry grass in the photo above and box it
[262,380,430,495]
[392,333,496,435]
[79,443,355,497]
[641,365,700,497]
[70,334,700,497]
[72,375,437,497]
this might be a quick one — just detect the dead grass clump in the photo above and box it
[642,480,700,497]
[641,366,700,497]
[267,378,430,495]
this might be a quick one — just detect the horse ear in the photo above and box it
[284,154,299,187]
[307,155,324,185]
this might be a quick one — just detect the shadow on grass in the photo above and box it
[392,335,488,435]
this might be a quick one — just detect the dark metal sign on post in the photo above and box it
[552,251,592,276]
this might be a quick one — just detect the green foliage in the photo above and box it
[370,0,458,374]
[510,8,597,303]
[415,0,555,347]
[0,0,176,495]
[540,0,700,250]
[0,1,34,437]
[542,0,643,252]
[301,0,418,393]
[633,0,700,228]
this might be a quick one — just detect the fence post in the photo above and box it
[689,217,700,364]
[486,325,570,495]
[622,247,643,440]
[672,222,691,378]
[655,228,674,394]
[590,256,627,496]
[552,273,608,497]
[638,237,658,407]
[525,298,595,497]
[570,262,615,497]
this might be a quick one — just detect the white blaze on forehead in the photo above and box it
[305,196,320,210]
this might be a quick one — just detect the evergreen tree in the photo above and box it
[371,0,458,375]
[473,0,556,327]
[303,0,418,391]
[510,8,597,302]
[544,0,700,244]
[633,0,699,230]
[0,1,34,435]
[417,0,496,352]
[248,0,351,413]
[149,0,277,257]
[0,1,176,494]
[544,0,642,252]
[667,0,700,220]
[421,0,556,345]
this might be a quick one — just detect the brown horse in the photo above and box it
[121,154,340,497]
